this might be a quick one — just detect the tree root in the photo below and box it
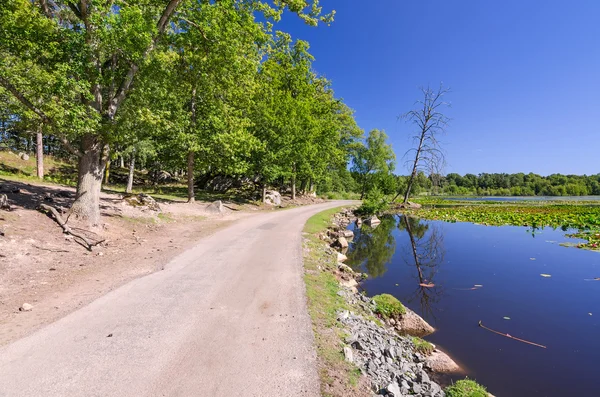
[38,204,105,251]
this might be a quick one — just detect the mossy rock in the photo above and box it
[372,294,406,318]
[445,379,487,397]
[412,336,434,355]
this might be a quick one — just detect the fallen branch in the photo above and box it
[38,204,105,251]
[32,245,71,253]
[478,320,547,349]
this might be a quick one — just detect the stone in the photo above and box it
[19,303,33,312]
[0,194,10,210]
[424,350,460,373]
[339,230,354,239]
[205,200,224,214]
[337,252,348,262]
[19,152,29,161]
[340,278,358,289]
[335,237,349,249]
[385,382,402,397]
[264,190,282,206]
[124,193,161,212]
[365,215,381,227]
[396,308,435,337]
[343,346,354,363]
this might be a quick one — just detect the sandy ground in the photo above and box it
[0,198,349,397]
[0,179,270,346]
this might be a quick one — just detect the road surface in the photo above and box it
[0,201,351,397]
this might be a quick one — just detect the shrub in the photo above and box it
[372,293,406,318]
[412,336,434,355]
[445,379,488,397]
[355,187,388,216]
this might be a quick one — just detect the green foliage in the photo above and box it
[346,216,397,277]
[351,129,395,198]
[355,187,389,216]
[412,337,434,355]
[372,294,406,318]
[445,379,488,397]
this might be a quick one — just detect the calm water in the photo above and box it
[346,215,600,397]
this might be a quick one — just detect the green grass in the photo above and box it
[302,206,366,396]
[303,206,347,234]
[372,293,406,318]
[411,336,434,355]
[445,379,488,397]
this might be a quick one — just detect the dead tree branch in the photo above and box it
[38,204,105,251]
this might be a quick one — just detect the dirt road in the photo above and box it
[0,201,350,397]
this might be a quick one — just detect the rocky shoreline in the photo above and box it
[316,208,476,397]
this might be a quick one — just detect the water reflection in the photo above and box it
[397,215,445,320]
[347,215,446,319]
[346,216,396,277]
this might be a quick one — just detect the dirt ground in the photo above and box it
[0,178,322,346]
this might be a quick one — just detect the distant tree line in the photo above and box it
[441,172,600,196]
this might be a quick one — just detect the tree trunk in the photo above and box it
[119,156,125,168]
[187,150,195,203]
[291,163,296,200]
[35,126,44,179]
[70,136,106,226]
[104,159,111,185]
[126,154,135,193]
[262,183,267,204]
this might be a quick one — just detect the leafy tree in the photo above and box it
[351,129,396,199]
[0,0,333,225]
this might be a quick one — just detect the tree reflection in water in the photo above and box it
[346,216,397,278]
[397,215,445,321]
[347,214,446,321]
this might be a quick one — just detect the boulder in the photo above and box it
[337,263,353,273]
[334,237,349,249]
[424,349,460,373]
[383,382,402,397]
[0,194,10,211]
[264,190,282,206]
[364,216,381,227]
[205,200,224,214]
[123,193,161,212]
[395,308,435,337]
[337,252,348,262]
[343,346,354,363]
[20,153,29,161]
[339,230,354,239]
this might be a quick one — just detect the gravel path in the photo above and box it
[0,201,351,397]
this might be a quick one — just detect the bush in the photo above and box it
[355,187,388,216]
[412,336,434,355]
[445,379,488,397]
[372,293,406,318]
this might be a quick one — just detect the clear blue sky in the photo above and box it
[277,0,600,176]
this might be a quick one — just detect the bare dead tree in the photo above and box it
[393,84,450,203]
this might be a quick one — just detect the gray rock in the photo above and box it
[339,230,354,239]
[205,200,224,214]
[365,215,381,227]
[19,303,33,312]
[335,236,349,249]
[264,190,281,206]
[20,153,29,161]
[343,346,354,363]
[385,382,402,397]
[337,252,348,262]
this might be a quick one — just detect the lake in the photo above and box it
[346,215,600,397]
[444,196,600,202]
